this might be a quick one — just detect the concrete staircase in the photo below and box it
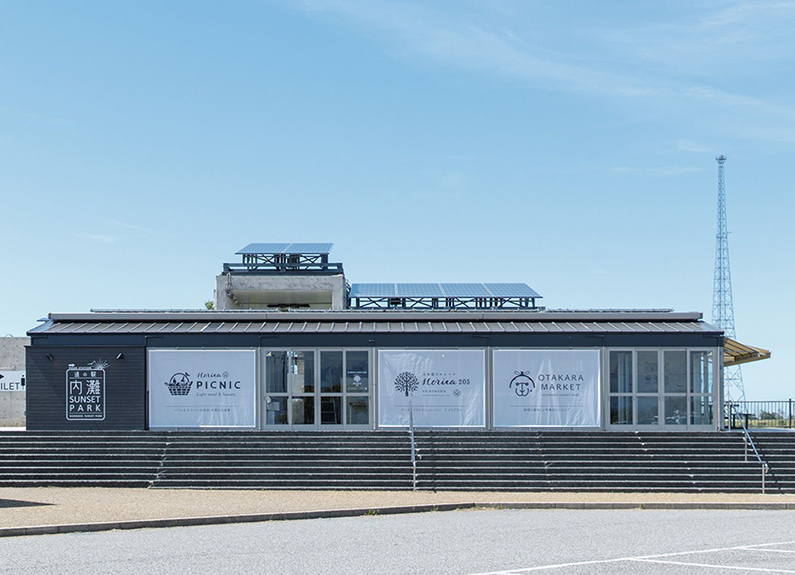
[0,431,791,492]
[154,432,413,489]
[0,432,166,488]
[414,431,793,492]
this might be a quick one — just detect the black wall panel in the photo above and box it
[32,331,722,349]
[26,346,146,430]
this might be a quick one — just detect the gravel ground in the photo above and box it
[1,488,794,529]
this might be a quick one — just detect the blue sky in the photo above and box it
[1,0,793,399]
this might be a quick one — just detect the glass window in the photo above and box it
[637,351,658,393]
[610,396,633,425]
[291,351,314,393]
[320,397,342,424]
[346,351,369,393]
[664,351,687,393]
[664,396,687,425]
[690,351,713,394]
[637,397,658,425]
[291,397,314,425]
[608,347,717,429]
[320,351,343,393]
[691,396,714,426]
[609,351,633,394]
[265,352,288,393]
[347,397,370,425]
[265,396,288,425]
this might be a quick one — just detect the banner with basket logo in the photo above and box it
[493,349,601,427]
[378,350,486,428]
[148,349,256,428]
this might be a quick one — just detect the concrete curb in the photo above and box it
[1,501,793,538]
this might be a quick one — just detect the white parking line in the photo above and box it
[466,557,632,574]
[466,540,795,574]
[630,558,795,573]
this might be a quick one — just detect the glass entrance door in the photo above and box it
[262,349,371,429]
[263,350,315,428]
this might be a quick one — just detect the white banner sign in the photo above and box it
[148,349,256,428]
[378,350,485,428]
[0,371,25,392]
[493,350,601,427]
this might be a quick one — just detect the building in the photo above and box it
[25,243,769,432]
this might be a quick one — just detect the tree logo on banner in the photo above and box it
[394,372,419,397]
[510,371,535,397]
[165,372,193,396]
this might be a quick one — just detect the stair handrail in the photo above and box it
[409,400,417,491]
[728,401,770,494]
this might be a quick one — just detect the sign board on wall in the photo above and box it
[0,371,25,392]
[148,349,256,428]
[378,350,486,428]
[66,361,106,421]
[493,349,601,427]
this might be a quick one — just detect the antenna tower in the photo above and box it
[712,155,745,401]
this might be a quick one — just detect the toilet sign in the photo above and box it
[66,361,106,421]
[0,371,25,391]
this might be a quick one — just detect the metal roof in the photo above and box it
[32,320,717,335]
[30,310,718,336]
[349,283,541,299]
[236,243,333,255]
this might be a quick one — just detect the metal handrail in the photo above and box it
[408,401,417,491]
[728,402,770,494]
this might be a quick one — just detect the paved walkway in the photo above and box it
[2,488,794,537]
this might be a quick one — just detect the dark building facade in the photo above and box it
[27,309,726,432]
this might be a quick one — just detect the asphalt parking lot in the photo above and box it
[2,508,794,574]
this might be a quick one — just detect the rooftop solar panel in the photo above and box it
[237,243,289,254]
[440,283,491,297]
[237,243,333,255]
[485,283,541,298]
[349,283,397,297]
[396,283,444,297]
[287,243,333,254]
[351,282,541,300]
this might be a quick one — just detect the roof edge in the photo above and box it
[40,309,706,325]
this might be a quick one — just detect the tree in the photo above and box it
[394,372,419,397]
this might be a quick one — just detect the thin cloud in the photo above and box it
[286,0,795,140]
[397,154,484,164]
[0,105,74,124]
[610,166,703,176]
[647,166,703,177]
[702,1,795,30]
[289,0,653,96]
[73,233,115,244]
[439,172,464,190]
[677,139,712,153]
[112,221,161,234]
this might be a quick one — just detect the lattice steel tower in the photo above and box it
[712,155,745,401]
